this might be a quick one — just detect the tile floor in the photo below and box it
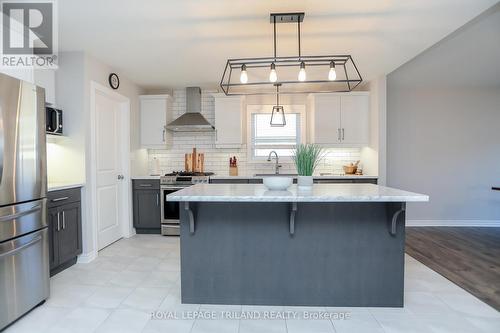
[5,235,500,333]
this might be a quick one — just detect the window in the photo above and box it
[251,113,300,158]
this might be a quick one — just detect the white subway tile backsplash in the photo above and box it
[147,89,361,176]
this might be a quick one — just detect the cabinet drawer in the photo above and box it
[48,188,81,208]
[133,179,160,190]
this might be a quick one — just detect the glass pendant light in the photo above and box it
[269,63,278,82]
[328,61,337,80]
[270,84,286,127]
[298,62,306,81]
[240,64,248,84]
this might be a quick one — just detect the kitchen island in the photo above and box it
[167,183,428,307]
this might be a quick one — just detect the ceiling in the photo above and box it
[58,0,498,90]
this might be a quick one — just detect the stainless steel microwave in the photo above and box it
[46,106,63,135]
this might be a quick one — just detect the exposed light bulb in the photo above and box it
[240,64,248,84]
[328,61,337,81]
[298,62,306,82]
[269,63,277,83]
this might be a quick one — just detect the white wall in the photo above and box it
[53,52,86,183]
[360,76,387,185]
[387,5,500,226]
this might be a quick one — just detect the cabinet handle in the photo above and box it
[62,211,66,230]
[139,184,152,187]
[57,212,61,231]
[342,128,345,141]
[162,128,166,142]
[52,196,69,202]
[156,193,159,206]
[338,128,341,141]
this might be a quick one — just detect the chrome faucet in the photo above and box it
[267,150,281,174]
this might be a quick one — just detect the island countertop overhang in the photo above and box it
[167,183,429,202]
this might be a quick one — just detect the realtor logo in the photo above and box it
[1,0,57,68]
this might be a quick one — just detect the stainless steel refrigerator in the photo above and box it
[0,73,49,330]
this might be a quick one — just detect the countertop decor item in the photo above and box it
[343,161,360,175]
[220,12,362,96]
[185,148,204,172]
[292,144,323,189]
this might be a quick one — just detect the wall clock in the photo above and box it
[108,73,120,89]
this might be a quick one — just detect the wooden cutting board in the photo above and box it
[195,153,204,172]
[184,148,204,172]
[185,153,192,172]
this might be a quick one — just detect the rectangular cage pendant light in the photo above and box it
[220,12,362,96]
[270,84,286,127]
[270,105,286,127]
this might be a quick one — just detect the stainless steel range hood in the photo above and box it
[166,87,215,132]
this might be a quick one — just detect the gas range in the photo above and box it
[160,171,214,237]
[160,171,214,187]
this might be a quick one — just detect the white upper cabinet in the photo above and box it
[308,92,370,146]
[310,95,342,144]
[140,95,172,148]
[213,94,245,148]
[339,94,369,145]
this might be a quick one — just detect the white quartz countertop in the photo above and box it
[48,182,85,192]
[131,175,161,180]
[167,184,429,203]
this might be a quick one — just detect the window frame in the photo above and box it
[246,104,306,163]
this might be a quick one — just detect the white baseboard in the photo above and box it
[77,251,98,264]
[407,220,500,227]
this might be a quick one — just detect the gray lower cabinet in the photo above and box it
[133,179,161,234]
[47,187,82,276]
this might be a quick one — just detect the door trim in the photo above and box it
[87,81,132,260]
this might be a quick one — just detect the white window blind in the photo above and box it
[251,113,300,157]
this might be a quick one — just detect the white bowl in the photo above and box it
[263,176,293,191]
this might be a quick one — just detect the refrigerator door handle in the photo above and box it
[0,235,42,258]
[0,205,41,223]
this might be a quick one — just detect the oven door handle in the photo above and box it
[162,186,188,190]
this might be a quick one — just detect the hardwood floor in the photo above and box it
[406,227,500,311]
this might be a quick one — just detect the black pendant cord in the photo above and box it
[273,15,277,61]
[297,19,301,60]
[276,85,279,106]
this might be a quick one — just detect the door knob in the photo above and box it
[117,174,124,180]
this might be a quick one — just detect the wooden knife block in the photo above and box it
[229,166,238,176]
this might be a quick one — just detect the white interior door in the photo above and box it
[95,90,124,249]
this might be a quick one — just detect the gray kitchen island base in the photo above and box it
[180,201,406,307]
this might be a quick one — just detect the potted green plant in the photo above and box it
[292,144,324,188]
